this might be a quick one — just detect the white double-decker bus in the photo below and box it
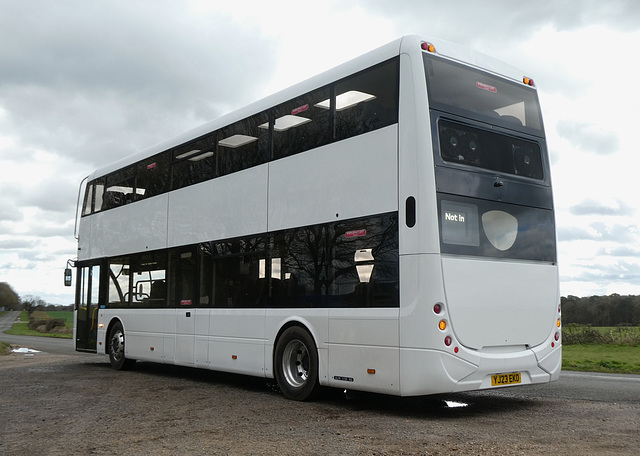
[71,35,561,400]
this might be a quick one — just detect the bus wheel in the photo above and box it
[274,326,320,401]
[108,321,136,370]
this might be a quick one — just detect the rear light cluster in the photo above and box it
[421,42,436,53]
[552,303,561,348]
[434,303,459,353]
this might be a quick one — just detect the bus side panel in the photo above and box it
[88,194,169,258]
[399,254,448,350]
[327,308,400,395]
[167,165,268,247]
[114,309,176,363]
[268,125,398,232]
[208,308,267,376]
[77,216,92,262]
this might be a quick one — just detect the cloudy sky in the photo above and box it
[1,0,639,304]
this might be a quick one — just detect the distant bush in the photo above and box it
[28,316,66,333]
[563,324,640,346]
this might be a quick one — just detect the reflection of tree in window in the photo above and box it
[136,152,170,201]
[334,58,399,141]
[172,135,215,190]
[211,237,266,308]
[272,86,331,159]
[170,248,196,307]
[272,213,399,308]
[218,113,269,176]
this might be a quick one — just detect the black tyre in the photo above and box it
[108,321,136,370]
[274,326,320,401]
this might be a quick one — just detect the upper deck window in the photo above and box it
[424,54,543,137]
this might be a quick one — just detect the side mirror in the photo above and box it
[64,268,73,287]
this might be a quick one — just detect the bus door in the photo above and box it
[172,247,198,364]
[76,263,102,352]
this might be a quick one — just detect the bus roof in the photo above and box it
[88,35,530,180]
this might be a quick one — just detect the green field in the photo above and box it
[562,344,640,374]
[5,310,73,339]
[561,325,639,374]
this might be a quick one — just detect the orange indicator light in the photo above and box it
[367,369,376,374]
[523,77,535,86]
[557,319,561,328]
[232,355,238,360]
[439,320,447,331]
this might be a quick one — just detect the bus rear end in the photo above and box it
[399,37,561,395]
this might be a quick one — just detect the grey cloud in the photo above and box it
[556,225,594,242]
[362,0,640,41]
[597,246,640,257]
[563,259,640,284]
[556,120,619,155]
[570,199,634,216]
[0,202,23,223]
[589,222,639,244]
[0,1,279,171]
[556,221,638,244]
[0,239,38,250]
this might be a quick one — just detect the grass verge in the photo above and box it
[562,344,640,374]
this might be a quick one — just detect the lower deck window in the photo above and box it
[104,212,399,310]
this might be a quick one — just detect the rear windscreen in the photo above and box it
[424,54,544,137]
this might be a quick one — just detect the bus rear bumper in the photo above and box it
[399,346,560,396]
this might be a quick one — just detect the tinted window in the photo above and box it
[438,194,556,262]
[93,179,104,213]
[130,252,167,308]
[136,152,171,200]
[272,86,332,159]
[104,168,135,210]
[270,213,399,308]
[82,183,93,216]
[169,247,198,307]
[438,119,544,180]
[335,58,399,141]
[107,257,130,307]
[199,242,214,306]
[424,54,543,136]
[211,236,267,308]
[172,135,215,190]
[217,112,269,176]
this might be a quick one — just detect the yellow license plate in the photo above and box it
[491,372,522,386]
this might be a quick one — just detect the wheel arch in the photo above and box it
[105,316,123,343]
[271,318,321,370]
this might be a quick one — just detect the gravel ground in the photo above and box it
[1,350,638,455]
